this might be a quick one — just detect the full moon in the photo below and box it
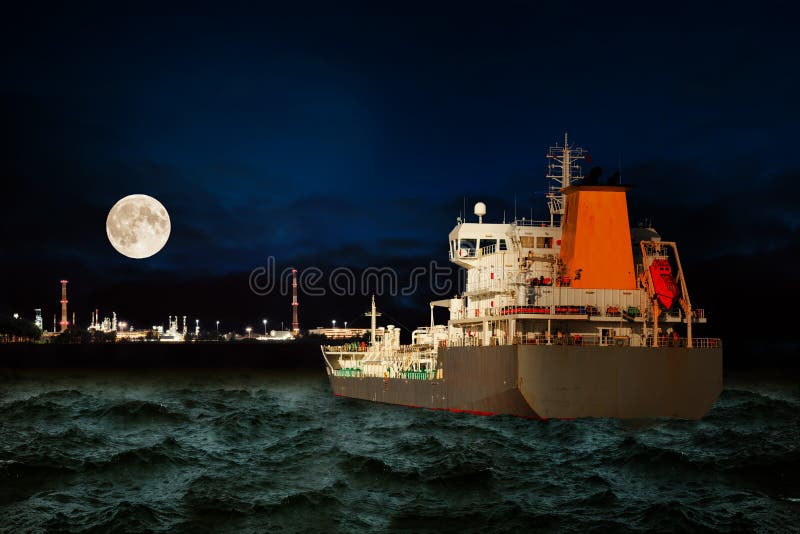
[106,194,171,259]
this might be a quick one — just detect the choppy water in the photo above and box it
[0,368,798,533]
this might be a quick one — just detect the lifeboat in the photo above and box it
[649,259,680,309]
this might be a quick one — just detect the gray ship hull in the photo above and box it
[327,345,723,419]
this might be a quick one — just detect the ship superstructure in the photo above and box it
[322,134,722,419]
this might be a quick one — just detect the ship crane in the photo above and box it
[638,240,694,348]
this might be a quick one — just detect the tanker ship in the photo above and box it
[321,134,722,419]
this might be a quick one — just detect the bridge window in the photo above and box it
[459,238,477,256]
[536,237,553,249]
[499,239,508,251]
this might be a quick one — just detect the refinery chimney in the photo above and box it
[291,268,300,335]
[59,280,68,332]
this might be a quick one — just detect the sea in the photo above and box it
[0,367,798,533]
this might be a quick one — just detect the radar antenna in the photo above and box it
[545,132,588,226]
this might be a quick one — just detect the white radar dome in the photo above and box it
[474,202,487,217]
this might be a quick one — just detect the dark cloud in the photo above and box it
[624,160,800,258]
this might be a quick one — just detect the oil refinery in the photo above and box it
[2,278,303,344]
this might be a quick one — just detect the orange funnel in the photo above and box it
[558,185,636,289]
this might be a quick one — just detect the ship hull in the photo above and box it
[327,345,722,419]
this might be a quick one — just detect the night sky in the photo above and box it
[2,4,798,363]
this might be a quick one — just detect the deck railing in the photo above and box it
[514,219,552,227]
[451,304,646,320]
[324,344,437,355]
[691,337,722,349]
[323,343,369,353]
[444,335,722,349]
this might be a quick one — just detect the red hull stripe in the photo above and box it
[333,393,551,420]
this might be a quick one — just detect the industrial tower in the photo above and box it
[291,268,300,335]
[59,280,68,332]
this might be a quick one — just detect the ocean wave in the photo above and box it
[1,371,798,532]
[35,389,85,400]
[95,399,190,423]
[178,479,347,532]
[605,435,711,473]
[182,474,257,516]
[567,488,619,509]
[272,486,345,513]
[0,458,77,505]
[337,447,495,485]
[0,426,108,484]
[386,502,572,534]
[10,425,107,453]
[625,501,723,532]
[710,388,799,420]
[207,407,317,443]
[85,436,189,470]
[211,409,267,433]
[45,501,171,532]
[0,457,75,479]
[0,398,70,421]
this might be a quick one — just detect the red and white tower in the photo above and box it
[59,280,69,332]
[291,268,300,335]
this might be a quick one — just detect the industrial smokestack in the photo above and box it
[59,280,68,332]
[291,268,299,335]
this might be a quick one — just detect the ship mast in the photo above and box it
[365,295,382,346]
[371,296,376,346]
[545,132,587,226]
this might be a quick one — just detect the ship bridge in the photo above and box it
[448,222,514,268]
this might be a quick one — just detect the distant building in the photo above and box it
[115,330,149,341]
[308,327,368,339]
[34,309,43,330]
[257,330,295,341]
[159,316,185,342]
